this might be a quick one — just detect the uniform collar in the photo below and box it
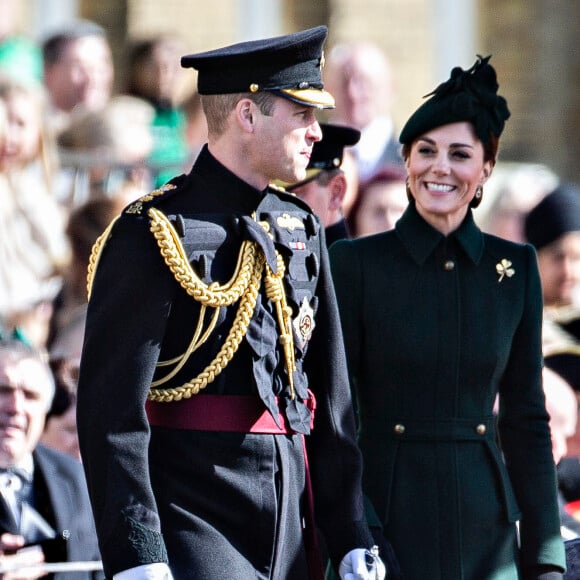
[396,201,484,265]
[190,145,267,213]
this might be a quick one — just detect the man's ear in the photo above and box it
[329,173,348,211]
[236,98,256,133]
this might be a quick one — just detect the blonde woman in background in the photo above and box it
[0,75,69,348]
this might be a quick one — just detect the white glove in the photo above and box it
[113,563,174,579]
[338,546,386,580]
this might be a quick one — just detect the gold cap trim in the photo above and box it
[280,88,335,109]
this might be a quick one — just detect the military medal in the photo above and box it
[293,297,315,348]
[277,213,305,231]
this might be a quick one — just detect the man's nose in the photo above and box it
[308,120,322,142]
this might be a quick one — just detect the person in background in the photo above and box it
[56,95,156,208]
[42,19,114,137]
[49,196,126,365]
[330,55,565,578]
[76,26,388,580]
[524,183,580,325]
[0,0,42,85]
[40,357,80,462]
[475,162,558,244]
[347,167,407,238]
[324,41,403,183]
[542,367,580,540]
[278,122,361,247]
[524,184,580,516]
[543,333,580,509]
[0,75,69,350]
[0,339,101,579]
[125,35,191,188]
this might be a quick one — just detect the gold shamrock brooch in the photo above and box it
[496,259,515,282]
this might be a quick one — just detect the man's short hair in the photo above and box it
[201,91,276,136]
[0,340,55,410]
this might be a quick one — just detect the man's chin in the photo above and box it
[0,434,26,459]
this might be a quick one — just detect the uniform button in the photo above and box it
[394,424,405,435]
[476,424,486,435]
[444,260,455,271]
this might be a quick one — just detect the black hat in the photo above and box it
[181,26,335,109]
[399,55,510,145]
[278,123,361,190]
[524,183,580,251]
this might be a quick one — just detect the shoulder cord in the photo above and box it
[86,215,121,300]
[147,207,296,402]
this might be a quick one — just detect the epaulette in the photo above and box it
[86,212,120,300]
[87,182,181,299]
[124,182,179,216]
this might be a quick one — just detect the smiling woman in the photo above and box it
[404,121,492,235]
[330,56,567,580]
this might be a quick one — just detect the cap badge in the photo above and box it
[277,213,305,231]
[293,296,316,348]
[496,258,515,282]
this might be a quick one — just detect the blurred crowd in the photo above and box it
[0,6,580,574]
[0,17,208,353]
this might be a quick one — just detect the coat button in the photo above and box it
[476,424,486,435]
[394,424,405,434]
[444,260,455,271]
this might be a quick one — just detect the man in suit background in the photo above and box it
[324,41,404,184]
[0,339,101,579]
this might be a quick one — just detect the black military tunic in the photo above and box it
[77,146,372,579]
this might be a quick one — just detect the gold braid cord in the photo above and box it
[86,215,122,300]
[147,208,296,402]
[264,252,296,399]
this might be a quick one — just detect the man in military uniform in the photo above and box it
[280,122,361,247]
[76,26,386,580]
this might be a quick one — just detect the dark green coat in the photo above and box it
[329,202,566,579]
